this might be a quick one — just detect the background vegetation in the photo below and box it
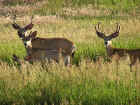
[0,0,140,104]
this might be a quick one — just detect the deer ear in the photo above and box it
[12,23,21,30]
[24,23,34,30]
[30,31,37,39]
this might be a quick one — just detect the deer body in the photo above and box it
[22,31,76,66]
[108,45,140,70]
[29,37,75,56]
[106,45,128,58]
[12,16,76,66]
[95,23,140,71]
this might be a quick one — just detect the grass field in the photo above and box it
[0,0,140,105]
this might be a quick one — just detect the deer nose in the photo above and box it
[105,41,108,45]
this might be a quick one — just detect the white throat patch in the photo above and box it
[105,40,112,47]
[24,39,32,48]
[107,40,112,46]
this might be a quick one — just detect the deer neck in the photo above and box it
[106,45,114,57]
[26,47,33,56]
[31,38,46,49]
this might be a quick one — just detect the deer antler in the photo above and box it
[13,15,16,23]
[12,15,21,30]
[95,22,106,39]
[108,23,120,40]
[116,23,120,32]
[31,15,34,23]
[24,15,34,30]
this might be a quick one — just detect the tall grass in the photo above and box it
[0,61,140,105]
[34,0,140,16]
[2,0,140,17]
[4,0,140,8]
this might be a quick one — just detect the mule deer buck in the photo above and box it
[95,23,140,71]
[12,16,76,66]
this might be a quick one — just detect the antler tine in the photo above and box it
[98,22,101,30]
[23,16,34,30]
[13,14,16,23]
[31,15,34,23]
[116,23,120,32]
[95,22,101,31]
[12,14,21,30]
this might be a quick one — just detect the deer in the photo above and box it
[95,23,140,72]
[12,16,76,66]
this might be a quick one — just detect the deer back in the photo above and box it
[31,37,75,55]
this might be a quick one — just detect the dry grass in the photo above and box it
[0,58,140,88]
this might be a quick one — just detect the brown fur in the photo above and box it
[107,45,140,71]
[26,48,62,63]
[31,37,75,56]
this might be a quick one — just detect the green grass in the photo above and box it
[0,77,139,105]
[35,0,140,17]
[0,42,26,64]
[0,62,139,105]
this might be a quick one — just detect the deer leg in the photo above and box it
[113,54,120,71]
[71,51,75,58]
[130,56,136,72]
[46,56,52,64]
[64,55,70,66]
[71,44,76,58]
[12,54,28,71]
[24,55,33,64]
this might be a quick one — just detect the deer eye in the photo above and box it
[25,37,30,41]
[18,31,24,38]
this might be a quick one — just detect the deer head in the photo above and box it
[12,15,34,39]
[95,23,120,47]
[22,31,37,48]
